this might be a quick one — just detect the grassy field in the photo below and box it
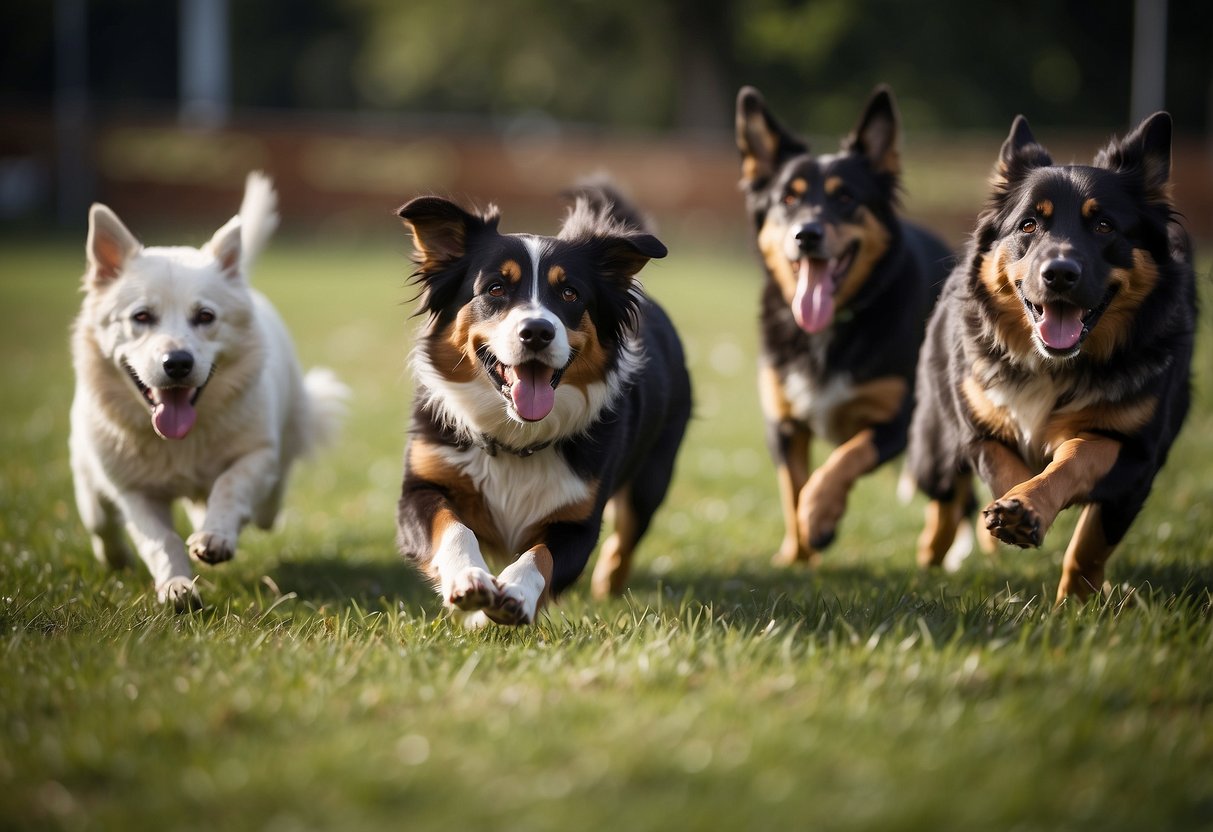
[1,231,1211,831]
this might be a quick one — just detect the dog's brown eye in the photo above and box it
[131,310,154,325]
[487,283,506,298]
[1094,218,1113,234]
[834,190,854,205]
[194,308,216,325]
[1020,218,1037,234]
[561,286,579,303]
[783,193,798,206]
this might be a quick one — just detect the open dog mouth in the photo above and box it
[476,346,567,422]
[1016,282,1118,358]
[791,241,858,333]
[122,361,213,440]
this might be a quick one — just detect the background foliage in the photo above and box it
[2,0,1212,134]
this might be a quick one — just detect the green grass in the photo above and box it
[2,234,1212,832]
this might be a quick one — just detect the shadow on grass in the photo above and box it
[613,551,1213,643]
[271,556,436,612]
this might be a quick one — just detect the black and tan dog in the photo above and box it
[736,85,950,565]
[909,112,1195,602]
[395,185,691,625]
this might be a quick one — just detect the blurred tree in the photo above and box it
[1,0,1210,134]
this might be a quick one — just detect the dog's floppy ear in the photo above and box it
[1094,111,1172,205]
[846,84,901,176]
[397,196,499,273]
[397,196,500,318]
[86,204,141,287]
[207,216,243,280]
[585,232,666,344]
[736,86,808,190]
[593,232,668,284]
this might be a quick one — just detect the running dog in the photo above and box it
[395,184,691,625]
[736,85,950,565]
[69,173,347,610]
[908,112,1194,602]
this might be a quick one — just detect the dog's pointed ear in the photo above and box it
[207,216,244,279]
[86,204,141,286]
[847,85,900,176]
[990,115,1053,191]
[397,196,499,273]
[736,86,808,190]
[1095,111,1172,204]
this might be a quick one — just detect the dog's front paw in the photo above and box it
[983,498,1042,548]
[799,474,845,550]
[187,530,235,565]
[445,567,500,612]
[157,576,202,612]
[484,584,534,626]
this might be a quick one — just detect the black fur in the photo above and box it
[395,185,691,605]
[736,84,950,558]
[909,112,1195,588]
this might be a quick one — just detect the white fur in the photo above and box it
[783,368,855,443]
[435,443,590,556]
[69,173,348,609]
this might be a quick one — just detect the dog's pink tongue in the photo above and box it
[151,388,197,440]
[1038,303,1084,351]
[792,258,835,333]
[508,363,556,422]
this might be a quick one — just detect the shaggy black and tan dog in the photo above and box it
[909,112,1195,601]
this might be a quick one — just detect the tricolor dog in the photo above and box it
[395,185,691,625]
[69,174,347,609]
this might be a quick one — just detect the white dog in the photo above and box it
[69,173,347,609]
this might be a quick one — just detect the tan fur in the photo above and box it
[918,472,973,567]
[798,429,879,550]
[1056,503,1114,602]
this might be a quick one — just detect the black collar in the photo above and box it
[459,434,553,458]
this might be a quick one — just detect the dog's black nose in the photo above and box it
[518,318,556,349]
[1041,258,1082,292]
[794,222,824,252]
[162,350,194,380]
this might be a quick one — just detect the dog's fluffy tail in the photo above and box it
[239,172,280,274]
[301,367,350,455]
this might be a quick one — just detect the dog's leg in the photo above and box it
[981,434,1120,548]
[118,492,199,610]
[1055,503,1115,603]
[188,447,279,564]
[489,545,554,626]
[799,428,880,550]
[72,467,132,570]
[917,472,972,567]
[769,422,813,565]
[592,489,639,600]
[427,513,502,615]
[973,439,1035,500]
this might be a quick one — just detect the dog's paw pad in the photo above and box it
[983,498,1042,548]
[446,568,499,612]
[157,577,202,612]
[187,531,235,564]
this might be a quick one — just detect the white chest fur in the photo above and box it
[437,444,591,556]
[783,369,855,442]
[983,374,1099,469]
